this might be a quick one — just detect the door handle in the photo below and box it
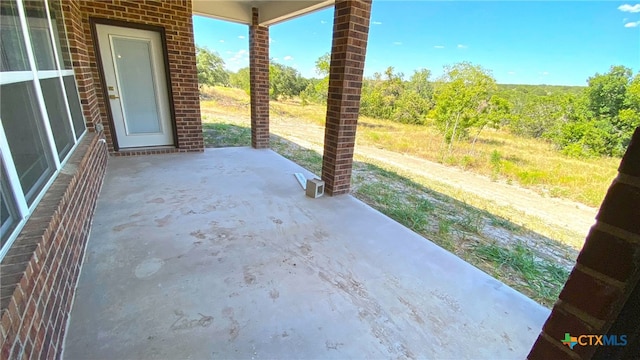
[109,95,120,100]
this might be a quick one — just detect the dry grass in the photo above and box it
[199,92,578,306]
[200,85,616,207]
[356,120,618,207]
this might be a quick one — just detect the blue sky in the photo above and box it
[193,1,640,86]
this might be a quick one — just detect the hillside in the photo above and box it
[197,86,620,307]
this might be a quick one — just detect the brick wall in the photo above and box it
[66,0,203,154]
[0,134,109,360]
[62,0,102,134]
[528,127,640,359]
[249,7,270,149]
[321,0,371,195]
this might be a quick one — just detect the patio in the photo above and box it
[63,147,549,359]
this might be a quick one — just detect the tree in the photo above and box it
[481,94,512,132]
[553,67,639,157]
[556,118,614,157]
[509,92,575,139]
[229,67,250,94]
[391,69,433,125]
[429,62,497,153]
[301,53,330,104]
[621,73,640,141]
[406,68,433,101]
[196,46,229,88]
[360,67,405,119]
[315,52,330,76]
[585,65,632,119]
[269,61,308,100]
[626,73,640,104]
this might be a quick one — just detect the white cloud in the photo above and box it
[539,71,549,76]
[219,40,224,43]
[238,35,245,39]
[618,4,640,12]
[624,21,640,27]
[457,44,468,49]
[372,21,382,25]
[226,49,249,71]
[225,50,233,54]
[228,49,247,63]
[273,57,279,61]
[508,71,516,75]
[269,37,274,44]
[283,55,293,61]
[393,41,402,45]
[433,45,445,49]
[320,20,327,24]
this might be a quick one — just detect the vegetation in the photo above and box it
[350,63,638,158]
[193,46,634,306]
[269,62,308,100]
[560,66,640,157]
[201,85,618,209]
[198,90,578,307]
[195,46,228,88]
[430,62,504,153]
[201,46,639,159]
[300,53,330,105]
[473,242,570,302]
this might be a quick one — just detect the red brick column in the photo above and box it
[528,127,640,359]
[249,7,270,149]
[322,0,371,195]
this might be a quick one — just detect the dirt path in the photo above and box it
[272,119,597,238]
[206,111,599,242]
[361,147,596,235]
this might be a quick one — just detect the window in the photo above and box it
[40,77,75,159]
[1,81,55,204]
[64,75,86,139]
[0,0,86,258]
[25,0,57,71]
[0,0,29,71]
[48,0,72,70]
[0,165,19,249]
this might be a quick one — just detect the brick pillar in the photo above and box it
[321,0,371,196]
[249,7,269,149]
[528,127,640,359]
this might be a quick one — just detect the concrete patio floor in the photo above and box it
[63,147,549,359]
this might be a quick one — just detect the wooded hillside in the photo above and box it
[197,46,640,158]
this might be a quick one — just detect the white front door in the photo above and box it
[96,24,173,148]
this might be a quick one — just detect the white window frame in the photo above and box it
[0,0,87,260]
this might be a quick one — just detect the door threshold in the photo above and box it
[113,146,178,156]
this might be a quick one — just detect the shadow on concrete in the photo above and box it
[201,122,581,307]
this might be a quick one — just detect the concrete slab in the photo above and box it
[63,147,550,359]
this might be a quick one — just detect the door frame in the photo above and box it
[90,18,177,151]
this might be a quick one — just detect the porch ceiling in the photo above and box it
[192,0,335,25]
[63,147,549,358]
